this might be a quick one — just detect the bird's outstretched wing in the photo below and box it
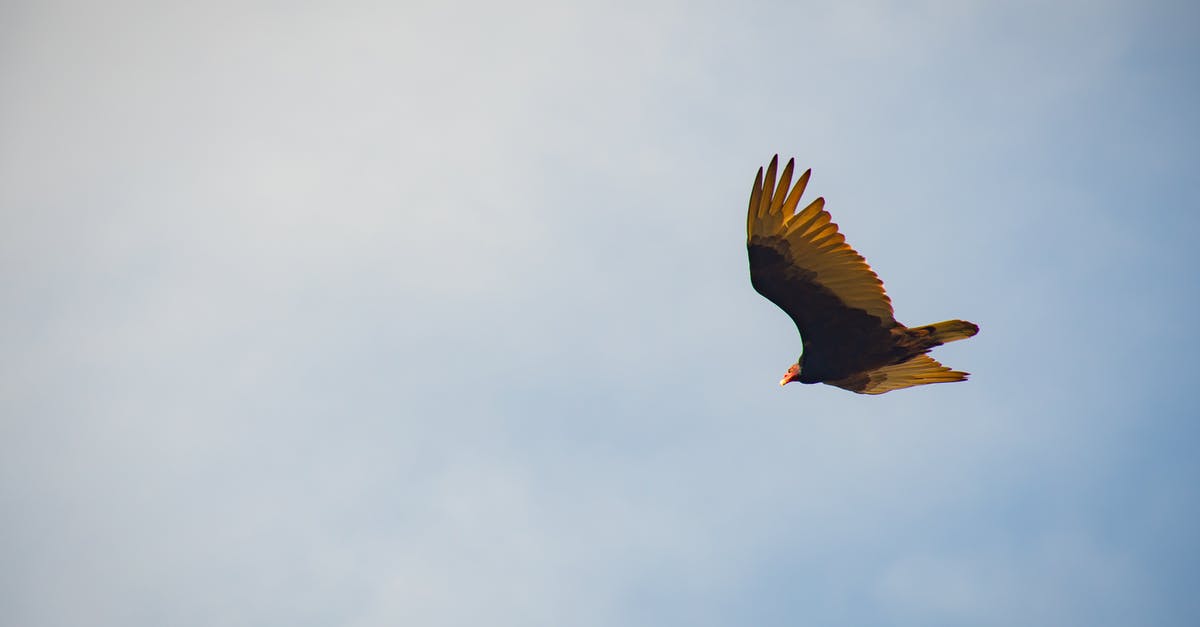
[746,155,897,346]
[827,354,969,394]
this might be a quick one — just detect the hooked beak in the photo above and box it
[780,366,801,387]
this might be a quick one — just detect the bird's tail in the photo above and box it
[911,319,979,345]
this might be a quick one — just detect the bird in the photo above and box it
[747,155,979,394]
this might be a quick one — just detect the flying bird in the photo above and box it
[747,155,979,394]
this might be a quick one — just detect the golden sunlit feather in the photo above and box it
[829,355,969,394]
[745,155,978,394]
[748,158,894,323]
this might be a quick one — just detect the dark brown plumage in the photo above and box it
[747,155,979,394]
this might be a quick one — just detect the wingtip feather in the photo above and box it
[772,159,796,214]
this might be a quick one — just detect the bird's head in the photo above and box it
[779,363,801,387]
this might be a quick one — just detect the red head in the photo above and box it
[780,363,801,386]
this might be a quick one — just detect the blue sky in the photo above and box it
[2,0,1198,625]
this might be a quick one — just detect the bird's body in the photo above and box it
[747,155,978,394]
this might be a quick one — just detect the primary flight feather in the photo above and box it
[747,155,979,394]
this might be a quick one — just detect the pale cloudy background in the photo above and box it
[2,0,1198,625]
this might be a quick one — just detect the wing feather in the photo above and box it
[782,169,810,215]
[772,158,795,213]
[747,156,895,327]
[828,354,969,394]
[747,167,764,230]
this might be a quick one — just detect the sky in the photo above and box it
[2,0,1198,625]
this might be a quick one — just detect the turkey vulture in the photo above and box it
[747,155,978,394]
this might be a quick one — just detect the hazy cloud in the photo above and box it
[2,0,1197,625]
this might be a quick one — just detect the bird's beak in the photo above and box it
[780,370,800,386]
